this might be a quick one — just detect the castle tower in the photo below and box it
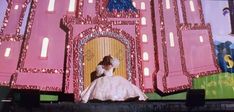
[0,0,30,87]
[131,0,157,93]
[153,0,220,93]
[10,0,71,92]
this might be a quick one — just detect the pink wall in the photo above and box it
[0,0,29,86]
[24,0,67,69]
[0,41,21,73]
[14,73,63,91]
[182,28,219,76]
[82,0,96,17]
[0,41,22,85]
[13,0,70,92]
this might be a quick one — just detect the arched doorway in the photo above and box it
[83,37,127,88]
[73,28,139,101]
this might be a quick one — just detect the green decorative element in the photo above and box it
[193,72,234,99]
[40,94,58,102]
[147,73,234,100]
[146,92,186,100]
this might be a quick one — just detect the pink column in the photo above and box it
[155,0,191,93]
[138,0,157,92]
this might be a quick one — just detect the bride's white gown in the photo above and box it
[81,66,148,103]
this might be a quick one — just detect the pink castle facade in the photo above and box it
[0,0,220,101]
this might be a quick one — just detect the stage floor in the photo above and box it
[1,100,234,112]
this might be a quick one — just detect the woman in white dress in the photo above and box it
[81,55,148,103]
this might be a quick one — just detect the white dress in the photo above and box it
[81,65,148,103]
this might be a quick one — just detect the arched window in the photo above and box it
[199,36,204,43]
[48,0,55,12]
[189,0,195,12]
[143,52,149,61]
[4,48,11,57]
[166,0,170,9]
[88,0,93,3]
[141,17,146,25]
[40,37,49,58]
[169,32,175,47]
[142,34,148,43]
[68,0,76,12]
[141,2,145,10]
[144,67,150,76]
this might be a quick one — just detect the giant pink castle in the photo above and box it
[0,0,220,101]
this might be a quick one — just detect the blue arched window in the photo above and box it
[107,0,136,12]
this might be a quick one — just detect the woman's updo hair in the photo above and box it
[99,55,113,66]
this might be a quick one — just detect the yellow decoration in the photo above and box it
[224,54,234,68]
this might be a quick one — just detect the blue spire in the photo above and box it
[107,0,137,12]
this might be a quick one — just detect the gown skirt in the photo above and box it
[81,75,148,103]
